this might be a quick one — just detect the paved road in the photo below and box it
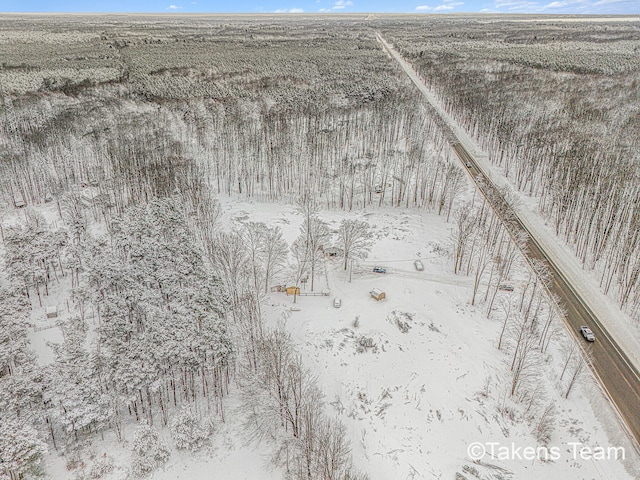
[377,33,640,452]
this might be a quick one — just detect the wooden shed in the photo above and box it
[370,288,385,301]
[80,187,100,207]
[286,286,301,296]
[46,306,58,319]
[13,195,26,208]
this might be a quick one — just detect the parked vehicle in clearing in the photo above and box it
[580,326,595,342]
[373,266,387,274]
[333,297,342,308]
[498,284,514,292]
[414,260,424,271]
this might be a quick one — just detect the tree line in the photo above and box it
[384,21,640,322]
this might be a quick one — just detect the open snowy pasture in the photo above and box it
[218,195,638,479]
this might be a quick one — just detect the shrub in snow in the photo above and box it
[462,465,480,477]
[533,403,556,445]
[395,319,411,333]
[88,455,114,479]
[202,415,217,436]
[130,425,170,477]
[65,454,85,471]
[169,409,211,451]
[387,310,413,333]
[356,335,376,353]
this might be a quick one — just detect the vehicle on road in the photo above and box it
[414,260,424,271]
[373,266,387,274]
[466,162,472,168]
[380,33,640,447]
[498,284,514,292]
[333,297,342,308]
[580,326,595,342]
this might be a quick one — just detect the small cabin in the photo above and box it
[324,247,344,258]
[370,288,385,301]
[80,187,100,207]
[286,286,301,296]
[13,195,26,208]
[271,285,287,293]
[46,306,58,319]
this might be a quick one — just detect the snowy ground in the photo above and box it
[8,193,639,479]
[8,196,282,480]
[219,195,639,480]
[43,388,281,480]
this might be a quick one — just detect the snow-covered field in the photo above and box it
[10,194,638,479]
[220,196,639,480]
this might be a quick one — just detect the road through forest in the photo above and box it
[376,33,640,453]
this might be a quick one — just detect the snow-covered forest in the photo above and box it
[381,18,640,320]
[1,14,639,480]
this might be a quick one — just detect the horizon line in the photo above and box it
[1,11,639,15]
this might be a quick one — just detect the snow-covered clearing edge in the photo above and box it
[376,33,640,374]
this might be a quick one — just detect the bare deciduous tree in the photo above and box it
[337,219,373,271]
[296,215,330,292]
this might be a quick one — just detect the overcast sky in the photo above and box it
[1,0,638,14]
